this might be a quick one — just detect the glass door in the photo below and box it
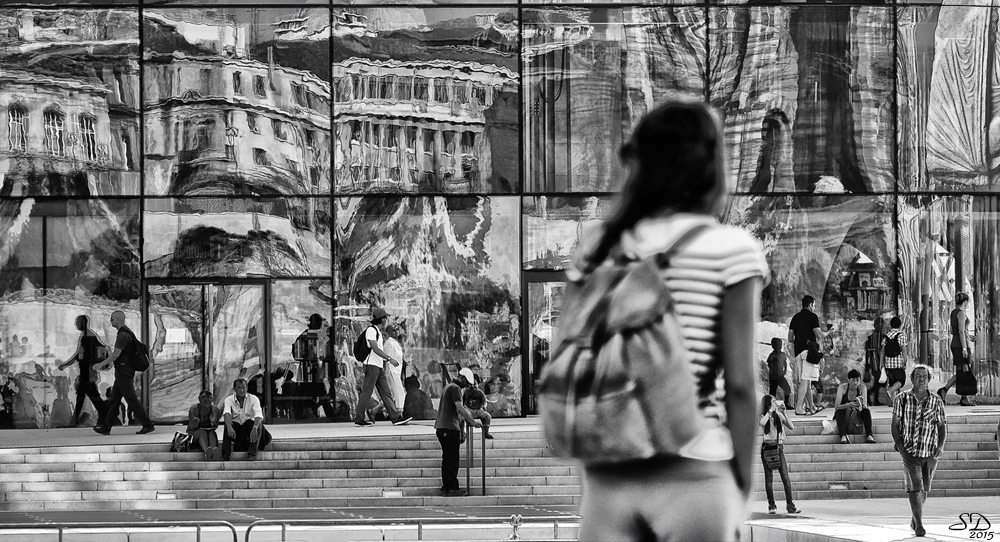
[523,271,566,415]
[145,281,267,423]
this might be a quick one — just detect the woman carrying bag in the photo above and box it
[760,394,801,515]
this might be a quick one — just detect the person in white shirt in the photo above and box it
[222,378,271,461]
[354,308,411,426]
[383,323,405,413]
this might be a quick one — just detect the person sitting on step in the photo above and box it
[832,369,875,444]
[188,390,222,461]
[460,369,492,440]
[222,378,271,461]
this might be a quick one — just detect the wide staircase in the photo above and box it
[2,414,998,512]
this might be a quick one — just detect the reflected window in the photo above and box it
[272,119,287,141]
[43,108,65,156]
[120,130,135,170]
[247,112,259,133]
[7,104,26,152]
[253,148,269,166]
[233,71,243,95]
[253,75,267,98]
[79,115,98,161]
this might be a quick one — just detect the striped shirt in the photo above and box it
[892,390,946,458]
[618,214,770,417]
[882,328,906,369]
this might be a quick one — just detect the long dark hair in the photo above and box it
[583,101,728,268]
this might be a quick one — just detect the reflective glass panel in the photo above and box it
[0,9,140,196]
[522,195,615,270]
[898,195,1000,397]
[897,5,999,191]
[0,198,140,428]
[334,196,521,417]
[729,194,895,397]
[143,8,331,196]
[271,280,335,423]
[523,7,707,193]
[143,198,332,278]
[711,5,894,194]
[333,7,520,194]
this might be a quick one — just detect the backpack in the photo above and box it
[122,327,150,372]
[353,325,379,362]
[538,224,711,466]
[884,332,902,358]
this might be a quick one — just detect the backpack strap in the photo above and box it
[652,223,714,268]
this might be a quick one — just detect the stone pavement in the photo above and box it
[2,415,998,541]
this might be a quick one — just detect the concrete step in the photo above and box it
[752,478,1000,493]
[3,475,582,494]
[757,487,1000,501]
[752,468,1000,483]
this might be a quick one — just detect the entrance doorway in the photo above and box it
[144,281,268,423]
[522,271,566,415]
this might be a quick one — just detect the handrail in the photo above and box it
[465,420,487,495]
[243,515,576,542]
[0,520,239,542]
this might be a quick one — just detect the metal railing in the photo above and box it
[466,419,487,495]
[244,515,575,541]
[0,520,238,542]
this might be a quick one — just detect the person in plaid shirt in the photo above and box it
[882,317,907,400]
[891,365,947,538]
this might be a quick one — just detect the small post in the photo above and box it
[465,421,473,492]
[481,428,486,495]
[196,525,202,542]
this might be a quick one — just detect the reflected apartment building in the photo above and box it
[0,10,140,197]
[333,11,518,194]
[144,9,331,196]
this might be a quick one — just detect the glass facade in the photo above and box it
[2,0,998,429]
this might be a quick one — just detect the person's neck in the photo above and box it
[912,387,928,400]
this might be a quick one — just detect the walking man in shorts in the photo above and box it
[891,365,947,538]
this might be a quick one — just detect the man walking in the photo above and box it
[435,368,482,496]
[222,378,271,461]
[891,365,947,538]
[788,295,831,415]
[354,308,411,426]
[93,311,154,435]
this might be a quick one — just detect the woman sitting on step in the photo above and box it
[188,390,222,461]
[832,369,875,444]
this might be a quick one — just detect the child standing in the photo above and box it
[766,338,792,405]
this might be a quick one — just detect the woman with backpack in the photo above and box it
[759,393,801,515]
[562,101,767,541]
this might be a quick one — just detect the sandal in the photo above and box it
[812,406,826,414]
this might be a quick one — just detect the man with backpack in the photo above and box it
[788,295,832,416]
[93,311,154,435]
[353,308,411,427]
[883,317,907,401]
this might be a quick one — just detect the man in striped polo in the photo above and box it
[890,364,947,538]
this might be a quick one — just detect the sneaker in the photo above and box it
[866,435,876,444]
[93,427,111,436]
[354,420,374,427]
[768,506,777,515]
[392,416,412,426]
[136,426,155,435]
[484,433,494,439]
[247,453,257,461]
[786,506,801,514]
[840,435,850,444]
[445,489,469,497]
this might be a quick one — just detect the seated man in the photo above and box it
[403,375,435,420]
[222,378,271,461]
[833,369,875,444]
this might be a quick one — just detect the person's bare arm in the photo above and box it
[455,401,482,428]
[94,347,123,371]
[368,338,399,367]
[721,276,763,502]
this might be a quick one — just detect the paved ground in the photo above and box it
[3,413,999,541]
